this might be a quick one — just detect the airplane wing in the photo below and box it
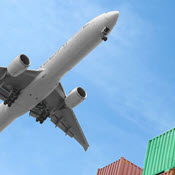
[0,67,41,101]
[30,83,89,151]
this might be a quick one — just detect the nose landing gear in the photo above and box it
[101,36,108,41]
[101,27,110,42]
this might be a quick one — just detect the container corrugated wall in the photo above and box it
[97,157,142,175]
[143,128,175,175]
[159,168,175,175]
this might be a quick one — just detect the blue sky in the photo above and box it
[0,0,175,174]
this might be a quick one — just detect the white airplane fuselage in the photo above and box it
[0,11,119,132]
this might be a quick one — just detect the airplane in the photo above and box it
[0,11,119,151]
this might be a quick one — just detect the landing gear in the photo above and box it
[36,110,50,124]
[4,89,20,107]
[35,103,50,124]
[101,27,110,42]
[101,36,108,41]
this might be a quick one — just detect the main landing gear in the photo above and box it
[35,103,50,124]
[4,89,20,107]
[101,27,110,41]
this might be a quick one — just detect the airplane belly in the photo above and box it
[0,72,57,132]
[16,72,57,110]
[14,24,104,112]
[16,27,101,110]
[0,102,28,132]
[44,23,103,80]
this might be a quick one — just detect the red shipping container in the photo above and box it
[97,157,142,175]
[159,169,175,175]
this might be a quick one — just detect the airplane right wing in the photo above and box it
[30,83,89,151]
[51,106,89,151]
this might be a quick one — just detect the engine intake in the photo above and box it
[65,87,87,109]
[7,54,30,77]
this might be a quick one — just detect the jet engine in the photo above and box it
[65,87,87,109]
[7,54,30,77]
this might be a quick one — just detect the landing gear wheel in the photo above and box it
[36,118,40,122]
[102,36,108,41]
[8,102,12,107]
[4,100,8,105]
[39,119,44,124]
[36,117,45,124]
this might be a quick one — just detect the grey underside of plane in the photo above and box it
[0,11,119,151]
[0,67,89,151]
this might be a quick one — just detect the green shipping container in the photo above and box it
[143,128,175,175]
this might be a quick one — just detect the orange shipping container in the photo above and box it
[159,169,175,175]
[96,157,142,175]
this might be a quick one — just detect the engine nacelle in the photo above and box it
[7,54,30,77]
[65,87,87,109]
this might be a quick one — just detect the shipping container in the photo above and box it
[159,168,175,175]
[143,128,175,175]
[97,157,142,175]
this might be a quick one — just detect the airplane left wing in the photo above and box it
[30,83,89,151]
[0,67,42,101]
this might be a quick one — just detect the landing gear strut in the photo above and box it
[4,89,20,107]
[35,103,50,124]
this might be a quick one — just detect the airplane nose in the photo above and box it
[112,11,119,22]
[105,11,119,29]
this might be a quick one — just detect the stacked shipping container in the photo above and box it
[142,128,175,175]
[96,128,175,175]
[159,168,175,175]
[97,157,142,175]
